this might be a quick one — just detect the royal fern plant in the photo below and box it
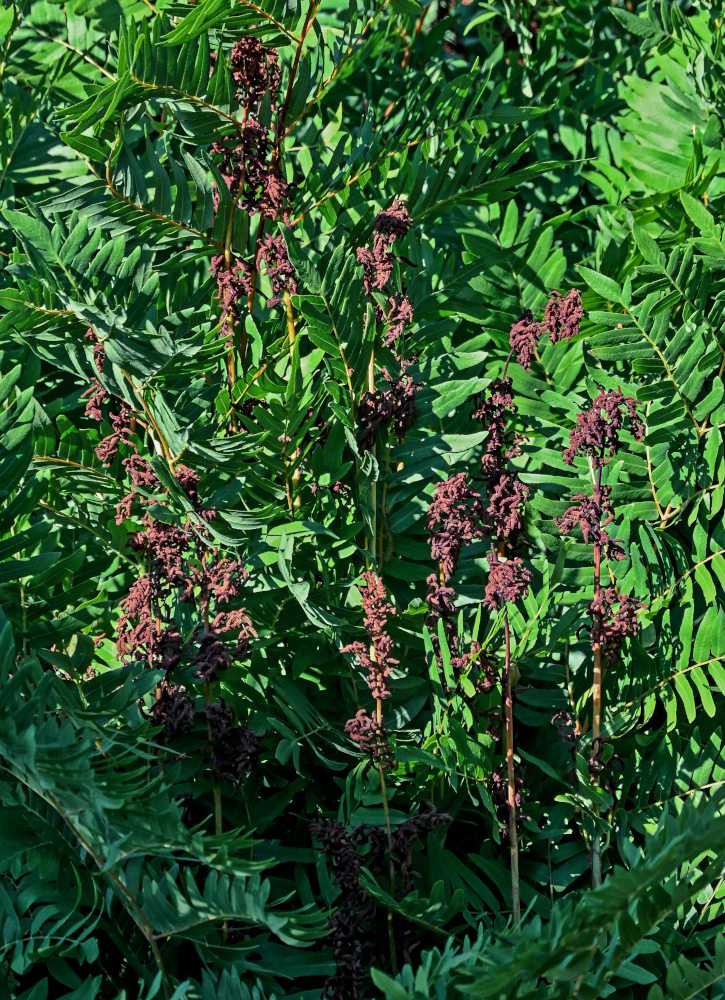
[0,0,724,998]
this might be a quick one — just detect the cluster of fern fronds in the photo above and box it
[0,1,724,998]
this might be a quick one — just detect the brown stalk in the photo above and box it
[367,345,377,567]
[284,290,302,511]
[283,3,389,136]
[591,464,603,887]
[224,107,248,392]
[276,0,320,139]
[383,7,430,117]
[205,676,224,838]
[199,582,223,838]
[375,692,398,975]
[364,387,394,974]
[502,604,520,927]
[401,8,430,69]
[245,0,319,331]
[488,541,520,927]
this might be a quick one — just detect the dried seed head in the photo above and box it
[563,388,644,466]
[151,684,195,742]
[344,708,394,769]
[555,486,625,560]
[374,199,412,237]
[509,309,542,371]
[229,36,281,110]
[357,199,413,296]
[544,288,583,344]
[483,556,532,610]
[590,589,644,666]
[256,234,297,306]
[358,363,420,453]
[427,472,485,580]
[343,572,397,701]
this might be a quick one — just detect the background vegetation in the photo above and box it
[1,0,724,997]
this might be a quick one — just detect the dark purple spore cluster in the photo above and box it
[558,389,646,667]
[312,805,449,999]
[343,572,398,768]
[508,288,584,371]
[208,37,297,356]
[563,388,645,467]
[356,200,421,454]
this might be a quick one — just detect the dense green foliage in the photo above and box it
[1,0,724,997]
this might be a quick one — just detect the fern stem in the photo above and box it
[29,24,116,81]
[284,4,387,137]
[502,346,515,382]
[284,290,301,511]
[401,6,430,69]
[105,142,217,250]
[245,0,317,326]
[10,518,29,654]
[378,439,393,566]
[376,693,398,976]
[284,289,297,358]
[245,223,264,323]
[378,476,388,565]
[367,346,377,565]
[591,465,603,888]
[283,429,294,516]
[122,371,174,467]
[42,787,169,996]
[205,679,223,837]
[276,0,319,141]
[224,104,249,393]
[644,404,665,520]
[625,307,701,435]
[503,607,520,927]
[19,578,27,655]
[368,472,377,564]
